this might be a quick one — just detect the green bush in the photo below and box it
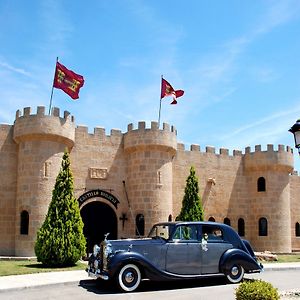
[176,166,204,221]
[35,150,86,267]
[235,279,279,300]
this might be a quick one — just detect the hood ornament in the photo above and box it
[104,232,110,241]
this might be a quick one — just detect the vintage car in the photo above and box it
[86,221,263,292]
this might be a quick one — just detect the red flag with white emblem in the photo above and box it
[160,78,184,104]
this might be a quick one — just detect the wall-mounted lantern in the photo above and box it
[289,119,300,154]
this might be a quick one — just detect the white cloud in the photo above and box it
[0,61,31,77]
[220,104,300,142]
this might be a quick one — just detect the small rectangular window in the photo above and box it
[202,225,224,242]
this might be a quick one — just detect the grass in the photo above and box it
[0,259,86,276]
[269,254,300,263]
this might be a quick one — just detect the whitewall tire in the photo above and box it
[117,264,141,292]
[225,264,244,284]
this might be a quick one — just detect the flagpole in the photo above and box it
[48,57,59,115]
[158,75,163,127]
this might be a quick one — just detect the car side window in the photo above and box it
[202,225,224,242]
[172,225,199,241]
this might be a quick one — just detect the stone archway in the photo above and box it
[80,201,118,254]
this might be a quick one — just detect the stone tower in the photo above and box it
[244,144,294,253]
[123,121,177,234]
[13,106,75,256]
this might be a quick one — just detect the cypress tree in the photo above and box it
[35,150,86,267]
[176,166,204,221]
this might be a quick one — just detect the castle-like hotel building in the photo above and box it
[1,106,300,256]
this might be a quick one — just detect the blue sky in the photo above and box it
[1,0,300,170]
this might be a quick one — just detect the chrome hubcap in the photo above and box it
[125,272,134,283]
[231,266,239,276]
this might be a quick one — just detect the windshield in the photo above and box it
[148,224,174,240]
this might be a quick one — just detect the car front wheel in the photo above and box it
[225,264,244,284]
[117,264,141,292]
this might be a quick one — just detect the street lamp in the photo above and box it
[289,119,300,154]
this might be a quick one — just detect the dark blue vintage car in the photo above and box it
[86,221,263,292]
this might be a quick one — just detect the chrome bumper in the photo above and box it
[86,267,109,280]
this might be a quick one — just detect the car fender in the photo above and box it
[219,248,262,273]
[107,251,163,279]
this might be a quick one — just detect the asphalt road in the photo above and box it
[1,269,300,300]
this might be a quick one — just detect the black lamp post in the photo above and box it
[289,119,300,154]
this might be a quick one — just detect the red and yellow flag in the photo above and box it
[53,62,84,100]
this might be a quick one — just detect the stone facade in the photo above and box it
[0,106,299,256]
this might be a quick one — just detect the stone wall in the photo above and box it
[0,124,17,255]
[173,144,295,253]
[71,124,128,237]
[0,106,299,255]
[173,145,247,236]
[290,173,300,251]
[12,107,76,256]
[124,121,177,234]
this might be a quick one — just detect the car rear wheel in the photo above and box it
[117,264,141,292]
[225,264,244,284]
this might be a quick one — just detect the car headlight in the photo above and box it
[93,244,100,257]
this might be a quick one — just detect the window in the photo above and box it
[257,177,266,192]
[168,214,172,222]
[224,217,231,226]
[20,210,29,235]
[208,217,215,222]
[238,218,245,236]
[296,222,300,237]
[135,214,145,236]
[173,225,199,241]
[259,217,268,236]
[202,225,224,242]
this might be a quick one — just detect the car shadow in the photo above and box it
[79,277,228,295]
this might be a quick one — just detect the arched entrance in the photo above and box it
[80,201,117,254]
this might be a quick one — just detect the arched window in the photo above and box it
[20,210,29,235]
[168,214,172,222]
[208,217,215,222]
[238,218,245,236]
[136,214,145,236]
[257,177,266,192]
[224,217,231,226]
[296,222,300,237]
[259,217,268,236]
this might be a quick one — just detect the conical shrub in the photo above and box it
[35,150,86,266]
[176,166,204,221]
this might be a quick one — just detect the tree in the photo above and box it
[176,166,204,221]
[35,150,86,267]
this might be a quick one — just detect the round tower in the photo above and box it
[244,144,294,253]
[123,121,177,235]
[13,106,75,256]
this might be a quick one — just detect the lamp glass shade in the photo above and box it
[294,130,300,148]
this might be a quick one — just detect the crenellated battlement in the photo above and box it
[13,106,75,148]
[124,121,177,154]
[75,125,122,137]
[176,142,293,158]
[244,144,294,172]
[127,121,177,134]
[75,125,123,145]
[177,143,244,156]
[15,106,75,123]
